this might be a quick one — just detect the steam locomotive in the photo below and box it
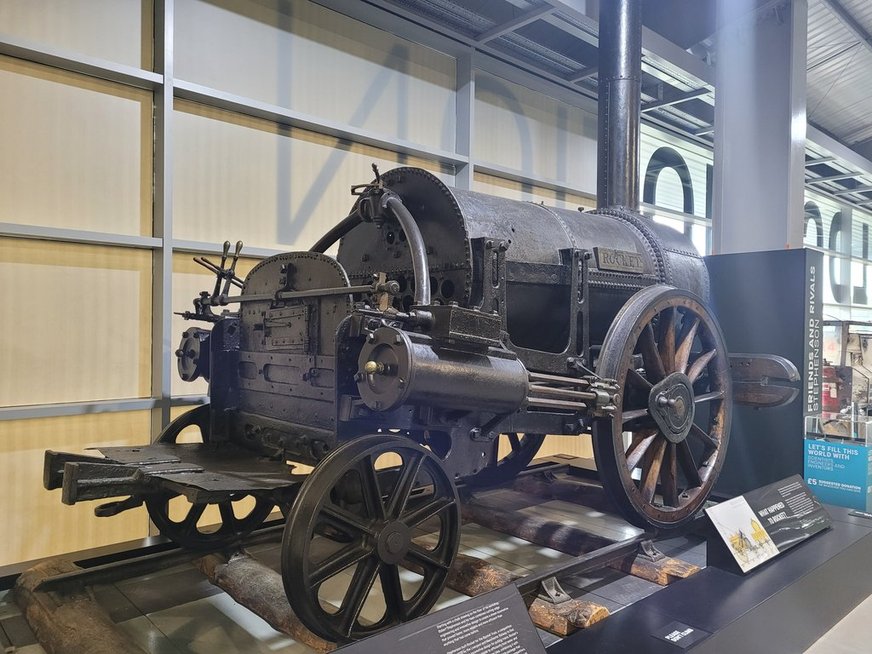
[45,164,736,640]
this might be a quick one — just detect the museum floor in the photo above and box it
[0,497,869,653]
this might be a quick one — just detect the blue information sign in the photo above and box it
[804,439,872,511]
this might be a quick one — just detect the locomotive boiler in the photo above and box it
[41,0,798,643]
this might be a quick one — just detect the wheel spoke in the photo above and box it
[379,563,406,622]
[688,423,718,451]
[626,367,653,390]
[675,317,699,374]
[403,496,455,528]
[181,502,206,534]
[687,350,716,384]
[507,433,521,452]
[310,542,370,586]
[321,503,376,537]
[625,430,657,470]
[640,324,667,382]
[622,407,650,424]
[677,441,702,487]
[660,443,679,507]
[405,543,450,576]
[339,556,380,637]
[641,438,667,503]
[658,307,677,374]
[357,455,387,521]
[694,390,726,404]
[386,452,424,519]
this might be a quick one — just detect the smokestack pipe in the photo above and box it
[596,0,643,211]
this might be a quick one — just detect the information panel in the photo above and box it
[337,583,546,654]
[706,475,830,572]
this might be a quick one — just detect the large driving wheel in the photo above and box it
[593,285,731,530]
[282,435,460,643]
[146,405,275,550]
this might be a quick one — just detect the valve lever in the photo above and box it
[213,240,231,299]
[221,240,244,298]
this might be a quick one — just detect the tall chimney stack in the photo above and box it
[596,0,643,211]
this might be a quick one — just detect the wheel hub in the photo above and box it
[649,372,695,443]
[376,520,412,564]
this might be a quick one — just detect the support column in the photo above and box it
[712,0,808,253]
[454,51,475,190]
[151,0,174,436]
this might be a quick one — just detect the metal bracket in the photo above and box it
[637,539,666,562]
[95,495,145,517]
[537,576,572,604]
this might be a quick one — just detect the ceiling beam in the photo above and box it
[565,65,598,83]
[475,6,555,44]
[805,156,837,166]
[641,88,710,113]
[807,172,862,183]
[540,0,714,86]
[834,184,872,196]
[807,124,872,181]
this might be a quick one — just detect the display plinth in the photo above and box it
[706,248,823,496]
[548,506,872,653]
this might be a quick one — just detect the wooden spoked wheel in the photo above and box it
[282,435,460,643]
[593,285,731,530]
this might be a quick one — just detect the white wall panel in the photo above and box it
[0,58,152,235]
[474,71,598,193]
[473,172,595,211]
[0,411,151,566]
[0,239,152,406]
[175,0,456,151]
[173,101,451,251]
[0,0,149,67]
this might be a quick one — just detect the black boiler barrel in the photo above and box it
[337,168,708,352]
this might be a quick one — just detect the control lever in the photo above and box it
[178,240,246,322]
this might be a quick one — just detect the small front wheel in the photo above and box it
[281,435,460,642]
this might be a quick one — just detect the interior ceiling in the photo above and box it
[352,0,872,210]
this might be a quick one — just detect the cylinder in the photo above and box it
[597,0,642,211]
[356,327,528,414]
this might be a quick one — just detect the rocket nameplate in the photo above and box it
[594,247,646,274]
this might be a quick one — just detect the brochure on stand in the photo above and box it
[706,475,831,573]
